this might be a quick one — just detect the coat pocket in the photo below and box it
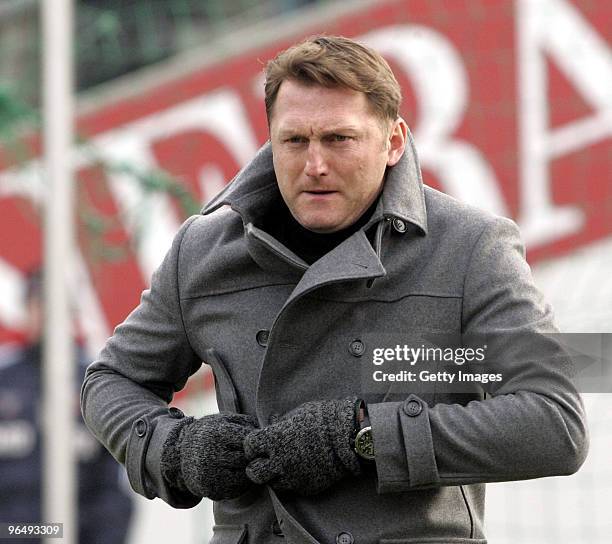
[205,348,241,413]
[380,539,486,544]
[210,524,247,544]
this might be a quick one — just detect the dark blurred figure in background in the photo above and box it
[0,268,134,543]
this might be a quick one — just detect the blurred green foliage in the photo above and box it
[1,0,321,105]
[0,86,200,263]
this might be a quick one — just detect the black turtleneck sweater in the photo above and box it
[265,198,378,265]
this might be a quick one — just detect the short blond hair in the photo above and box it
[264,35,402,124]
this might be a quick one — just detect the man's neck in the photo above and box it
[273,200,378,265]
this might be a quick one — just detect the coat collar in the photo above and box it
[201,128,428,235]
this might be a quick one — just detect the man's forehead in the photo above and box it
[276,120,364,136]
[271,81,376,132]
[275,80,370,111]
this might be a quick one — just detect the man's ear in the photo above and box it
[386,117,408,166]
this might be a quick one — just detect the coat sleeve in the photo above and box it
[80,215,203,507]
[76,356,134,543]
[368,217,589,493]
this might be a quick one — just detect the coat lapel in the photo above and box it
[283,230,386,306]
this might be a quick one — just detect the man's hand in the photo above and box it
[161,412,257,501]
[243,397,362,496]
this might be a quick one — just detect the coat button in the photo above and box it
[392,218,407,233]
[349,340,365,357]
[336,532,354,544]
[403,399,422,417]
[256,329,270,347]
[271,520,284,536]
[168,407,184,419]
[135,418,147,437]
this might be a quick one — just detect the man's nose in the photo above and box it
[304,142,328,177]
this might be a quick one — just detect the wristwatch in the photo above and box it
[353,400,375,461]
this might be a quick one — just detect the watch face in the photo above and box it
[355,426,375,460]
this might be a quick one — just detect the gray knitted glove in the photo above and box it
[243,397,361,496]
[160,412,258,501]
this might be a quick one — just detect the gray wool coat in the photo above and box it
[81,133,588,544]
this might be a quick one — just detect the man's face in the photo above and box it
[269,80,406,233]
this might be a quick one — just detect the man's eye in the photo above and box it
[332,134,350,142]
[285,136,305,144]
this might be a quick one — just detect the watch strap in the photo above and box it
[352,400,374,463]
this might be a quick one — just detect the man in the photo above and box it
[81,36,588,543]
[1,269,133,544]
